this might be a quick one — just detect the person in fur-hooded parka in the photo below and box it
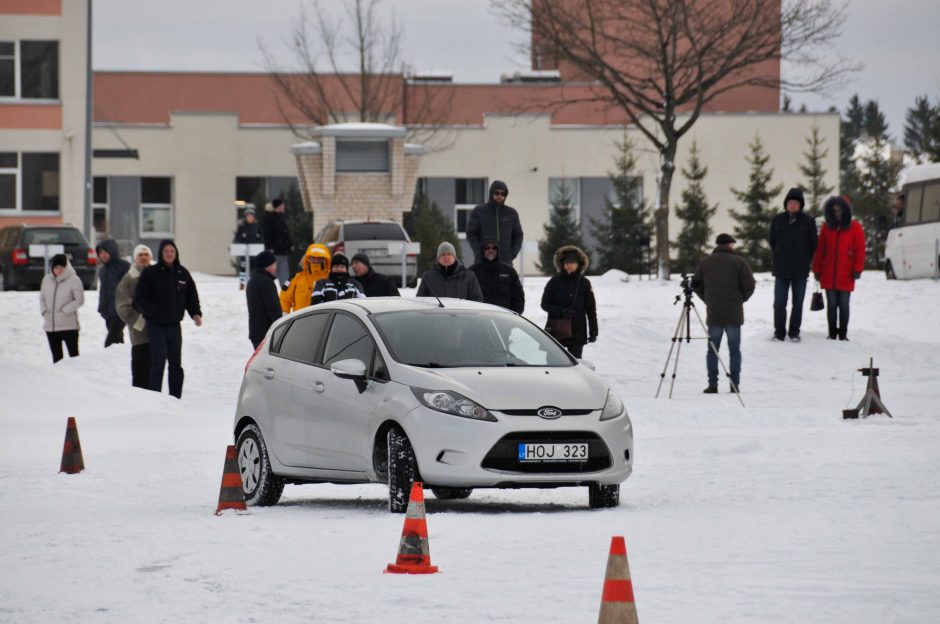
[540,245,597,358]
[812,196,865,340]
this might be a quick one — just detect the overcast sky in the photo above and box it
[93,0,940,142]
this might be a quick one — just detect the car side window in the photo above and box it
[323,313,375,369]
[276,312,331,365]
[268,321,290,355]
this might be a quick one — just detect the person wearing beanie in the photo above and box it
[246,250,282,348]
[95,238,131,347]
[540,245,596,358]
[310,251,365,305]
[769,186,818,342]
[812,195,865,340]
[115,245,153,387]
[692,233,755,394]
[350,252,400,298]
[39,255,85,363]
[262,197,292,288]
[469,237,524,313]
[466,180,524,265]
[133,240,202,398]
[416,240,483,301]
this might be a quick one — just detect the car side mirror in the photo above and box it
[330,358,369,393]
[579,359,596,371]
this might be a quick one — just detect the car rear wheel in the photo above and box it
[431,487,473,500]
[236,424,284,506]
[387,427,418,513]
[588,483,620,509]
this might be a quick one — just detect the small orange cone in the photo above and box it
[597,536,638,624]
[215,445,247,515]
[385,481,439,574]
[59,416,84,474]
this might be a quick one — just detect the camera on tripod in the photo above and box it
[675,273,695,304]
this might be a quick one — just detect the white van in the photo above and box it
[884,163,940,279]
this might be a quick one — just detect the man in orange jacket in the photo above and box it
[280,244,331,313]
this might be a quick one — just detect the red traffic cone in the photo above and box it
[215,445,247,515]
[385,481,439,574]
[598,536,638,624]
[59,417,85,474]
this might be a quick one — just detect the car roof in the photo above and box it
[305,297,510,315]
[333,219,402,225]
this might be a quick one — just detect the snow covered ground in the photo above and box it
[1,270,938,623]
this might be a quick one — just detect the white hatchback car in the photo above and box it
[233,297,633,512]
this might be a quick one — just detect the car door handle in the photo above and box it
[263,367,275,380]
[310,381,325,393]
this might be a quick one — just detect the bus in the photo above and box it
[884,162,940,279]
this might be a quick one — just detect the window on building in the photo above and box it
[236,177,266,205]
[140,177,172,236]
[0,152,16,209]
[548,177,581,220]
[335,141,389,173]
[454,177,486,239]
[0,41,59,99]
[0,152,59,212]
[93,177,109,242]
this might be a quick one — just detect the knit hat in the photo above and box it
[437,241,456,258]
[331,251,350,268]
[133,244,153,259]
[244,207,256,217]
[50,253,68,269]
[255,250,277,269]
[784,187,805,210]
[351,252,371,268]
[272,198,284,210]
[715,233,736,245]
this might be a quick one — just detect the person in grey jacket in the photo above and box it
[96,238,131,347]
[692,234,756,394]
[116,244,153,388]
[466,180,524,265]
[40,254,85,363]
[416,242,484,301]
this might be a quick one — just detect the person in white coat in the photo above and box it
[40,254,85,363]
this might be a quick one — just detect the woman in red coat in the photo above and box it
[812,196,865,340]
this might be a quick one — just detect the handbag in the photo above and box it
[546,277,581,339]
[810,282,824,311]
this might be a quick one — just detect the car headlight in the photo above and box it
[411,387,497,422]
[600,390,625,421]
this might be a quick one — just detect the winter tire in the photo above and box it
[431,487,473,500]
[387,427,418,513]
[588,483,620,509]
[236,424,284,506]
[885,260,896,280]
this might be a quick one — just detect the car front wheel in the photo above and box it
[588,483,620,509]
[236,424,284,506]
[387,428,418,513]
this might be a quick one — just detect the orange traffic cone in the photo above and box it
[598,536,638,624]
[215,445,247,515]
[59,416,84,474]
[385,481,439,574]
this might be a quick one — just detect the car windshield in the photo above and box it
[372,309,575,368]
[23,228,87,246]
[344,223,407,241]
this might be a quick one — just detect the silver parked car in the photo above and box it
[233,297,633,512]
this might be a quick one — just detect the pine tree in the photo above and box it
[672,140,717,274]
[538,179,586,275]
[840,95,865,198]
[590,134,653,275]
[798,125,834,218]
[904,95,940,163]
[403,190,461,274]
[852,138,903,268]
[730,134,783,272]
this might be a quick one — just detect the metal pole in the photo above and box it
[83,0,94,242]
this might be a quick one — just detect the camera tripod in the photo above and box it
[655,279,745,407]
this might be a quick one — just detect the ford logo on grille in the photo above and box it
[537,406,563,419]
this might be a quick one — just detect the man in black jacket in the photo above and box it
[466,180,524,265]
[350,252,400,297]
[768,187,818,342]
[96,238,131,347]
[693,234,756,394]
[311,252,365,304]
[470,238,524,313]
[262,199,292,288]
[246,251,282,349]
[133,240,202,398]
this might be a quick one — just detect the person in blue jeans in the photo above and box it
[768,187,818,342]
[692,234,756,393]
